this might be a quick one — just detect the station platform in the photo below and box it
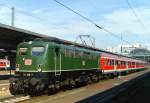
[0,70,14,80]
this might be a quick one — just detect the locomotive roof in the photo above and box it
[22,39,145,62]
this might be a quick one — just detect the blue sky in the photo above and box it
[0,0,150,49]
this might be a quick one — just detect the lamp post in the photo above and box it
[11,7,15,27]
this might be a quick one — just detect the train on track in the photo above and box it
[9,39,148,95]
[0,59,10,70]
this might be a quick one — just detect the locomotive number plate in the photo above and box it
[25,59,32,65]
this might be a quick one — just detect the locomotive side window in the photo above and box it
[19,48,28,55]
[32,47,44,56]
[74,50,83,58]
[55,48,59,56]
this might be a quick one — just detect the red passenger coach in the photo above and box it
[100,53,116,74]
[100,52,148,75]
[0,59,10,70]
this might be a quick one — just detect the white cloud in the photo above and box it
[100,7,150,35]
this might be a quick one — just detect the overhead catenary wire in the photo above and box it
[0,1,131,45]
[87,0,132,45]
[53,0,132,45]
[126,0,150,34]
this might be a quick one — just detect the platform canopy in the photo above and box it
[0,23,66,50]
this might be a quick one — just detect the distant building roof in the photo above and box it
[130,48,150,55]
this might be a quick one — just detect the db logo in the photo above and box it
[25,59,32,65]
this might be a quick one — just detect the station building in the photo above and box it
[129,48,150,63]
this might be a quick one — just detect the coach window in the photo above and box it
[124,61,126,66]
[110,59,113,66]
[115,60,118,65]
[111,60,114,66]
[107,59,109,66]
[128,61,130,66]
[122,61,124,66]
[121,61,124,66]
[109,59,112,66]
[132,62,134,66]
[104,58,107,65]
[129,62,131,66]
[118,61,121,66]
[107,59,110,66]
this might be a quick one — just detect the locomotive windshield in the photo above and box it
[31,46,45,56]
[19,48,28,55]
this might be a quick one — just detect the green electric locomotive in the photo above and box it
[10,39,101,94]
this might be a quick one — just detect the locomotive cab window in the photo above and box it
[19,48,28,55]
[32,47,44,56]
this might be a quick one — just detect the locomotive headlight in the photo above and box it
[38,68,42,72]
[37,64,42,72]
[16,64,20,71]
[16,68,20,71]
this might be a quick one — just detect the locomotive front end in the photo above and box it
[10,41,49,95]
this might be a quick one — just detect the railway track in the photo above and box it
[76,70,150,103]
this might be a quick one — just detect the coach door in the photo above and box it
[54,47,61,76]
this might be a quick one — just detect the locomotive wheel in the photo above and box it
[87,76,92,84]
[9,83,17,95]
[28,78,45,95]
[91,74,99,83]
[9,80,23,95]
[55,81,61,92]
[48,84,56,94]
